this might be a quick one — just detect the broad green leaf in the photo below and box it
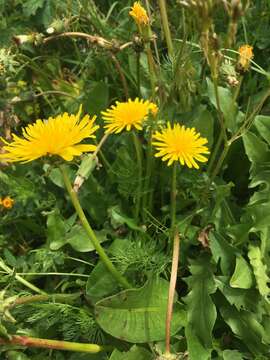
[95,277,186,343]
[189,105,214,148]
[222,350,244,360]
[220,304,268,355]
[230,256,253,289]
[184,256,217,348]
[185,325,211,360]
[254,115,270,145]
[209,232,235,275]
[242,131,269,164]
[4,352,31,360]
[206,78,237,131]
[86,239,130,303]
[109,345,152,360]
[248,245,270,297]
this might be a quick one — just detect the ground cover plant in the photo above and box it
[0,0,270,359]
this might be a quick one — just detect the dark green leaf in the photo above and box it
[109,345,152,360]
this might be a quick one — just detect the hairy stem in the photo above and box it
[158,0,174,58]
[10,293,80,309]
[0,259,46,295]
[0,335,109,353]
[60,165,131,289]
[170,163,177,235]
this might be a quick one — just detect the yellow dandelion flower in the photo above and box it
[101,98,157,134]
[238,45,253,71]
[1,196,14,209]
[129,2,149,25]
[0,106,99,163]
[152,122,210,169]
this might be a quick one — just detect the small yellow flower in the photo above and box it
[129,2,149,25]
[238,45,253,71]
[101,98,157,134]
[152,122,209,168]
[1,196,14,209]
[148,103,159,117]
[0,106,99,163]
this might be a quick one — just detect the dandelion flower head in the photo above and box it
[152,122,209,169]
[238,45,253,71]
[0,106,99,163]
[0,196,14,209]
[129,2,149,25]
[101,98,158,134]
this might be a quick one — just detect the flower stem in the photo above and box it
[142,130,154,221]
[165,164,179,355]
[0,258,46,295]
[0,335,110,353]
[165,231,180,356]
[170,163,177,235]
[158,0,174,58]
[60,165,131,289]
[132,132,143,222]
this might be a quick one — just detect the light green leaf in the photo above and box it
[184,256,217,348]
[230,256,253,289]
[242,131,269,164]
[223,349,244,360]
[185,325,211,360]
[95,277,186,343]
[109,345,152,360]
[254,115,270,145]
[248,245,270,297]
[206,78,237,131]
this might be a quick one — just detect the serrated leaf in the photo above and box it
[220,304,268,355]
[184,256,217,348]
[95,277,186,343]
[23,0,45,16]
[230,256,253,289]
[209,232,236,275]
[248,245,270,297]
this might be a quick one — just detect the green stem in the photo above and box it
[0,335,109,353]
[0,259,46,295]
[132,132,143,222]
[158,0,174,58]
[142,131,153,221]
[136,51,141,95]
[170,163,177,235]
[207,131,223,175]
[17,272,89,278]
[60,165,131,289]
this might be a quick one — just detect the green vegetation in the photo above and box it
[1,1,270,359]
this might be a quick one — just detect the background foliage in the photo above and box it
[1,1,270,359]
